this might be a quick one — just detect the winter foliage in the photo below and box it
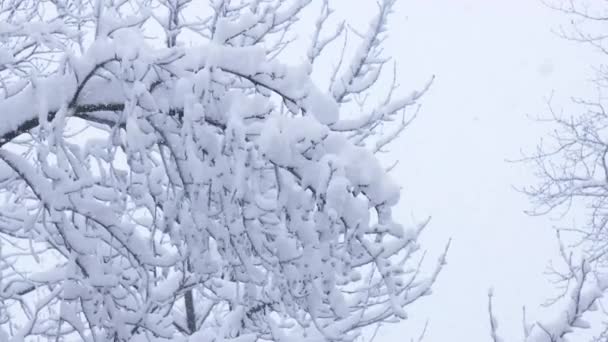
[0,0,444,341]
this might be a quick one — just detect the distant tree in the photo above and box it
[489,1,608,341]
[0,0,446,341]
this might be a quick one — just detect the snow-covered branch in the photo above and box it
[0,0,439,341]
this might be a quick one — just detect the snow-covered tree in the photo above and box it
[489,1,608,341]
[0,0,446,341]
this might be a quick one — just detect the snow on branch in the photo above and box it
[489,236,608,342]
[0,0,440,341]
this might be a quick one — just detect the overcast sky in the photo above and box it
[331,0,603,341]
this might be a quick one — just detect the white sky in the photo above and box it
[333,0,603,341]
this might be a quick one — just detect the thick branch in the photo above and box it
[0,103,227,147]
